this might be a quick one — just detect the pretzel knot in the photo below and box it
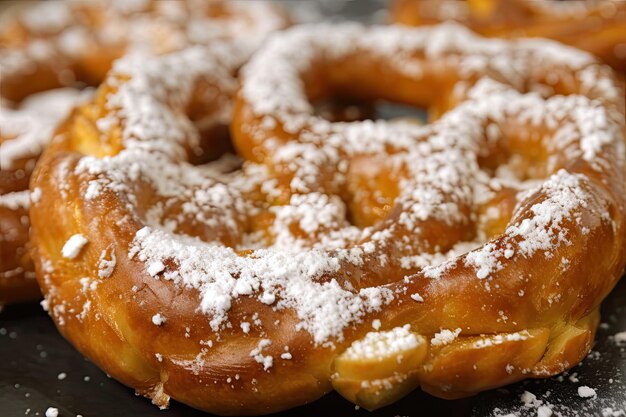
[31,23,626,414]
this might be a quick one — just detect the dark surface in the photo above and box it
[1,278,624,417]
[1,1,626,416]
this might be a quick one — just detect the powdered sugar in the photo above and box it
[465,243,504,279]
[504,171,591,257]
[431,328,462,346]
[44,407,59,417]
[537,405,553,417]
[147,261,166,277]
[97,247,117,279]
[613,331,626,345]
[343,324,421,360]
[250,339,273,371]
[30,187,42,204]
[472,331,530,348]
[0,191,30,210]
[410,293,424,302]
[61,234,88,259]
[578,386,597,398]
[151,313,166,326]
[129,226,393,343]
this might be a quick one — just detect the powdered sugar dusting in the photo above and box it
[343,324,420,360]
[578,386,597,399]
[97,247,117,279]
[151,313,166,326]
[613,331,626,345]
[129,227,393,343]
[61,234,88,259]
[473,331,530,348]
[52,22,625,347]
[250,339,273,371]
[0,191,30,210]
[431,328,462,346]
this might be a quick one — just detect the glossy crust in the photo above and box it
[0,0,287,305]
[30,24,626,415]
[390,0,626,72]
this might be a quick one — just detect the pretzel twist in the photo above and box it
[31,23,626,414]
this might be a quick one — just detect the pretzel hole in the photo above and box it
[186,123,235,166]
[313,96,428,125]
[185,78,238,166]
[477,119,551,182]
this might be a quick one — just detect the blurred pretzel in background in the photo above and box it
[391,0,626,72]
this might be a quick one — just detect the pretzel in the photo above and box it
[390,0,626,72]
[30,23,626,414]
[0,0,287,305]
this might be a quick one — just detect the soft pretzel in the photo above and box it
[390,0,626,73]
[0,0,287,305]
[30,23,626,414]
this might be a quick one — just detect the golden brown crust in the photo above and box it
[390,0,626,72]
[30,23,626,415]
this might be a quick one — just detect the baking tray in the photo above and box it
[1,1,625,416]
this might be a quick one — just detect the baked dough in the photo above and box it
[30,23,626,414]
